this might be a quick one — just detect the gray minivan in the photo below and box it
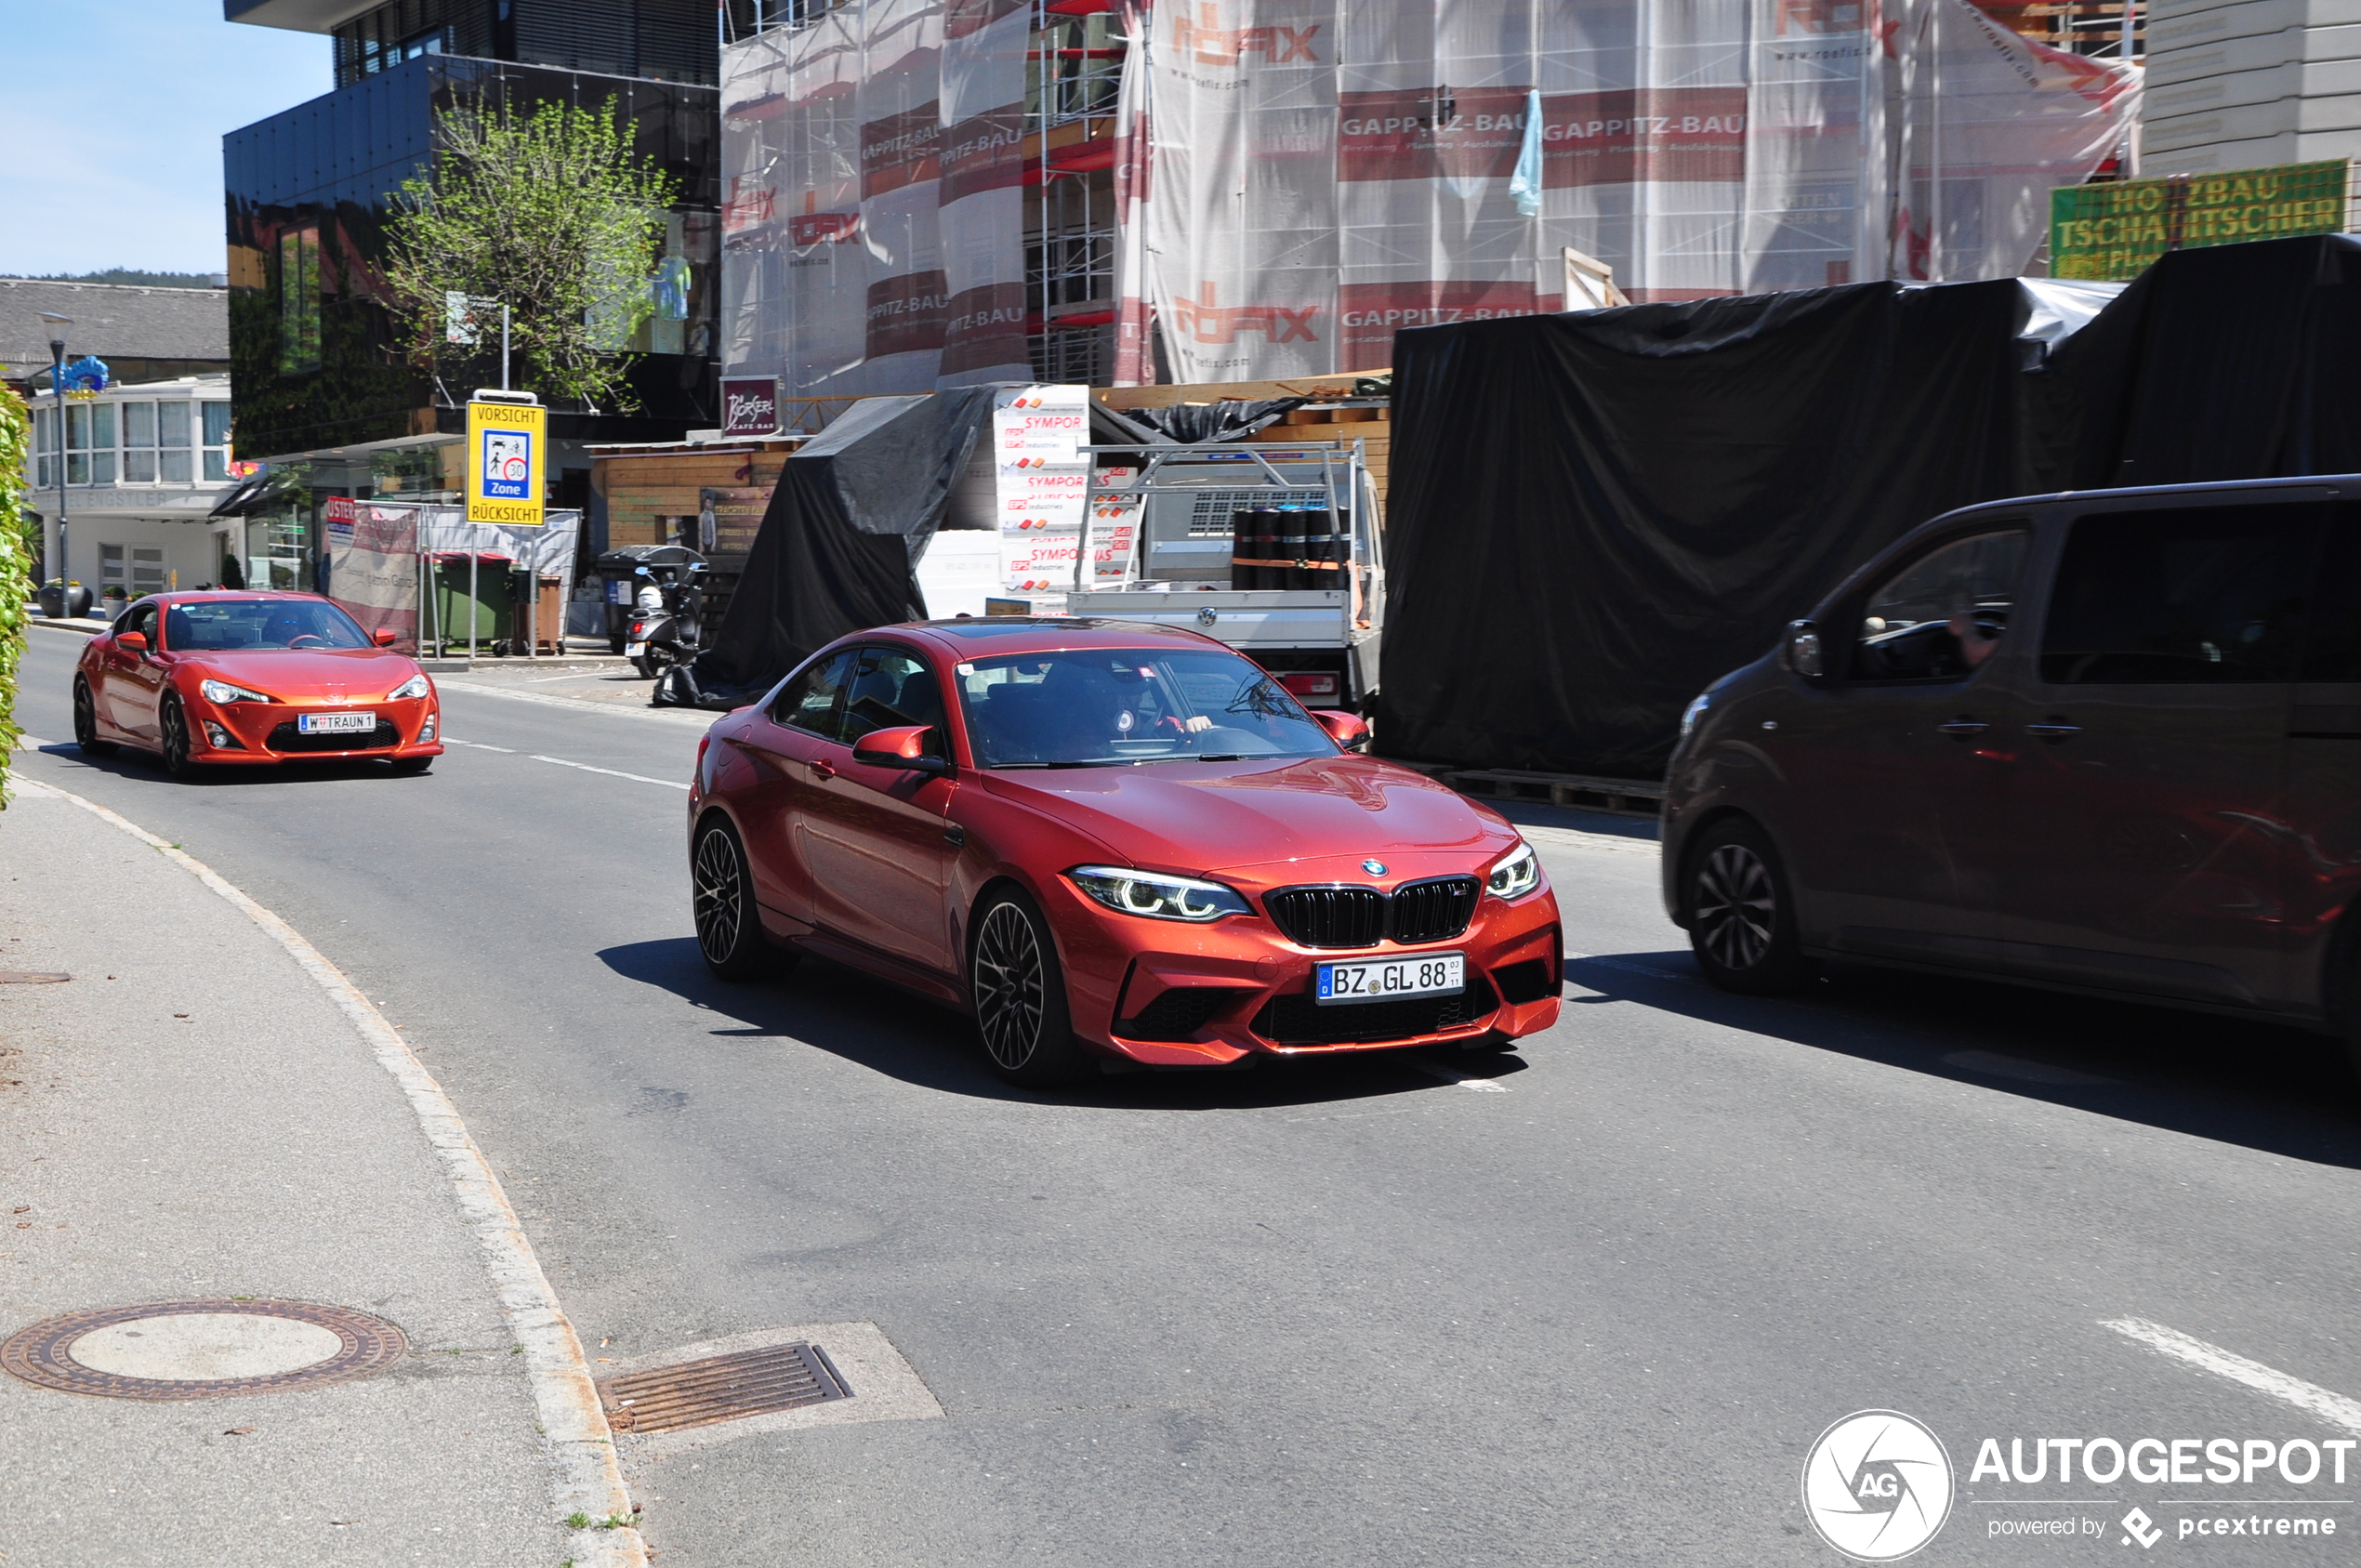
[1663,476,2361,1072]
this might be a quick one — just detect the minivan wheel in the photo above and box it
[1685,818,1807,995]
[970,889,1092,1087]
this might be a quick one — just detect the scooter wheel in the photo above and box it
[631,657,657,679]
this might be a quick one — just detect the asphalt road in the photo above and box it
[13,627,2361,1566]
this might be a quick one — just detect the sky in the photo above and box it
[0,2,330,277]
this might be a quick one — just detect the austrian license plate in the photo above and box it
[1315,952,1465,1005]
[626,641,648,658]
[297,710,377,735]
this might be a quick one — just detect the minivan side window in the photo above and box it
[2299,502,2361,680]
[2039,505,2318,685]
[1849,529,2027,682]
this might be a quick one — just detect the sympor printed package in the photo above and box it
[993,385,1091,591]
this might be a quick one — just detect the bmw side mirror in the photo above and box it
[852,724,949,774]
[1312,709,1371,752]
[1780,619,1825,681]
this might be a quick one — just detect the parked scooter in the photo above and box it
[625,563,706,679]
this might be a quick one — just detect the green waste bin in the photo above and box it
[430,554,518,652]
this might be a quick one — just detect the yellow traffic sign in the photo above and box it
[466,396,546,526]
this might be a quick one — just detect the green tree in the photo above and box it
[0,385,31,805]
[384,99,677,413]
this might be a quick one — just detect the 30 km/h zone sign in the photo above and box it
[466,396,546,526]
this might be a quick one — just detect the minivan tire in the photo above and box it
[1685,817,1808,995]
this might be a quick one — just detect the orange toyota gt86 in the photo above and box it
[73,592,443,779]
[688,619,1563,1085]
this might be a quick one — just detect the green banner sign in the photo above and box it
[2051,160,2353,281]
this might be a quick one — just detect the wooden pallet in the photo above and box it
[1442,769,1664,818]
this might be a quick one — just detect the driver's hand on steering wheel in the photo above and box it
[1158,715,1214,734]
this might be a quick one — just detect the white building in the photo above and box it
[2144,0,2361,172]
[24,376,244,609]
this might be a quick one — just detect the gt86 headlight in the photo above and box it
[1486,839,1541,901]
[199,679,271,705]
[1067,866,1250,923]
[387,674,432,702]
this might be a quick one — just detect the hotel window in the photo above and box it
[204,402,233,481]
[279,227,322,374]
[160,402,193,483]
[34,398,231,488]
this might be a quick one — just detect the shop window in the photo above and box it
[124,401,156,483]
[279,228,322,375]
[160,402,192,483]
[203,402,233,481]
[88,404,116,485]
[65,403,88,486]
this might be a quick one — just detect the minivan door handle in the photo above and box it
[1935,718,1989,737]
[2025,720,2081,743]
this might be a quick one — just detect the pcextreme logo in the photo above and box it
[1803,1411,1956,1561]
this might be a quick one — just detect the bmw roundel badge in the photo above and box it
[1363,860,1388,876]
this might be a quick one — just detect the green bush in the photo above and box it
[0,384,29,803]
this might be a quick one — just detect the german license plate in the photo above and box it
[626,641,648,658]
[1315,952,1464,1005]
[297,710,376,735]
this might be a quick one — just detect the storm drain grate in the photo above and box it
[598,1341,851,1434]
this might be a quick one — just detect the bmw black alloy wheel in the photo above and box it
[973,901,1047,1071]
[692,824,745,967]
[1694,842,1776,973]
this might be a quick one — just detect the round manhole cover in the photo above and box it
[1,1299,406,1401]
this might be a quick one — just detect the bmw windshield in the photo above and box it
[955,648,1336,768]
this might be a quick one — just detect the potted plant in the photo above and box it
[100,585,128,619]
[36,579,65,618]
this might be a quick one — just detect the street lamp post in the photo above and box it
[37,312,72,611]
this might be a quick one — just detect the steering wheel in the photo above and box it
[288,634,330,649]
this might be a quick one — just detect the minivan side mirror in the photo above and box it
[1779,619,1825,680]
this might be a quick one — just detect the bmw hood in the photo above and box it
[984,755,1520,876]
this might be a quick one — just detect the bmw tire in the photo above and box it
[970,889,1091,1087]
[1685,817,1807,995]
[692,818,791,982]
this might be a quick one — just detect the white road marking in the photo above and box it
[2104,1318,2361,1437]
[529,754,690,791]
[1413,1061,1510,1093]
[442,738,517,752]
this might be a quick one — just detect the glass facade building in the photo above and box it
[223,51,721,460]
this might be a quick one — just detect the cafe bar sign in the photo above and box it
[2051,159,2355,281]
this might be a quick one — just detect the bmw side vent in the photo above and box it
[1263,876,1481,949]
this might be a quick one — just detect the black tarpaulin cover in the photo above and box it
[676,387,993,706]
[1376,234,2361,780]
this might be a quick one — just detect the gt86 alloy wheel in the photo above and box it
[1686,818,1806,995]
[159,697,199,781]
[72,679,115,758]
[970,889,1089,1087]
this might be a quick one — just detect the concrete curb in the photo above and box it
[23,616,105,637]
[9,760,647,1568]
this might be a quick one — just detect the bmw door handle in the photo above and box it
[1935,717,1988,738]
[2025,720,2080,743]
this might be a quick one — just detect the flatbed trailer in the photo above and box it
[1062,440,1381,711]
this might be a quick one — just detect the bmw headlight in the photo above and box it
[1486,839,1541,901]
[1679,692,1711,738]
[1067,866,1250,923]
[387,673,432,702]
[199,679,272,705]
